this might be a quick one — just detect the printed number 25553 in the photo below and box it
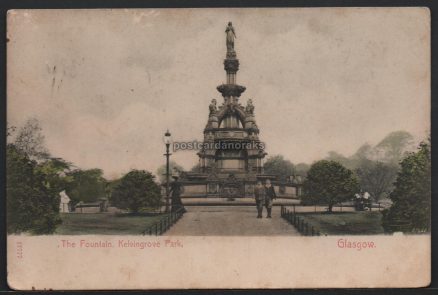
[16,242,23,259]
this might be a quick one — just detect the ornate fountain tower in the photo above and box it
[195,22,266,197]
[179,22,299,199]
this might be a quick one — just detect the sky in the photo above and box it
[7,8,430,179]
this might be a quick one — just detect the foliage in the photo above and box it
[302,160,359,212]
[262,131,413,184]
[381,141,431,233]
[374,131,414,164]
[14,118,50,160]
[156,161,184,183]
[355,159,398,202]
[263,155,295,177]
[320,131,416,203]
[351,143,374,161]
[323,131,415,170]
[111,170,161,213]
[105,178,121,200]
[7,145,63,234]
[35,157,71,192]
[325,151,353,170]
[65,169,107,206]
[295,163,310,176]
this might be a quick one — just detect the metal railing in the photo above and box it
[143,208,185,236]
[291,202,385,213]
[281,206,321,236]
[384,218,413,233]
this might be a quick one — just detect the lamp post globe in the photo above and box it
[164,130,172,145]
[163,130,172,213]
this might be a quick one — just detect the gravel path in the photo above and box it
[165,206,300,236]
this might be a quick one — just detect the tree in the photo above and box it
[156,161,184,183]
[14,118,50,160]
[355,159,398,202]
[105,178,121,200]
[374,131,414,164]
[295,163,310,176]
[111,170,161,213]
[349,143,374,168]
[381,141,431,233]
[302,160,359,212]
[352,143,374,161]
[65,169,107,206]
[36,157,71,188]
[7,120,68,234]
[325,151,355,170]
[263,155,295,177]
[321,131,415,170]
[7,145,62,234]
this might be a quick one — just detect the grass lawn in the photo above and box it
[56,213,168,235]
[299,211,384,235]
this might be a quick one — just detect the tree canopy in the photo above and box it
[7,144,63,234]
[7,119,112,233]
[381,141,431,233]
[302,160,359,212]
[6,120,68,233]
[111,170,161,213]
[65,168,108,205]
[156,161,184,183]
[263,155,295,177]
[355,159,398,202]
[321,131,417,201]
[323,131,415,170]
[14,118,50,160]
[374,130,414,164]
[325,151,353,170]
[295,163,311,176]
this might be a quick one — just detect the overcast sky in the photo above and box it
[7,8,430,179]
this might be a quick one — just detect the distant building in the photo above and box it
[74,198,108,213]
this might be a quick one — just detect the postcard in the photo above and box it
[6,8,430,289]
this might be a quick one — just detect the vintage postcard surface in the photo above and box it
[6,8,430,289]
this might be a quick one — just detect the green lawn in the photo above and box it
[56,213,168,235]
[298,211,384,235]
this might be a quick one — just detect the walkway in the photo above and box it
[165,206,300,236]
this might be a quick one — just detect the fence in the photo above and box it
[281,206,321,236]
[287,203,384,213]
[143,208,185,236]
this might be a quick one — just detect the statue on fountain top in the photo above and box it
[225,22,236,55]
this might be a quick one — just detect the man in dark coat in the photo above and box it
[169,176,186,213]
[254,180,265,218]
[264,179,277,218]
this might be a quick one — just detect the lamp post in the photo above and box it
[163,130,172,213]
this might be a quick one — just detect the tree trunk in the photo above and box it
[328,203,333,213]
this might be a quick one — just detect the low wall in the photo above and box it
[181,183,207,197]
[74,206,101,213]
[179,182,299,199]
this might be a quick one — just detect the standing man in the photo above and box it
[169,176,186,213]
[264,179,277,218]
[254,180,265,218]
